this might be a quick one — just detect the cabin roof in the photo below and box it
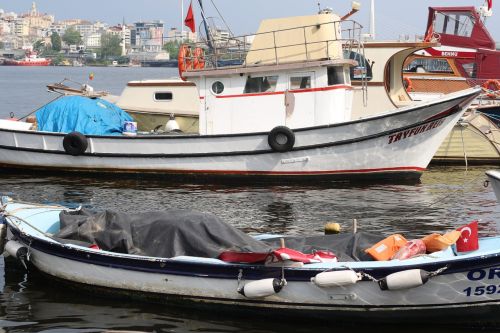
[183,58,357,78]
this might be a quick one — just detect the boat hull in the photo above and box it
[9,228,500,325]
[0,89,479,181]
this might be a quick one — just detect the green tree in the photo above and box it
[63,26,82,45]
[51,32,62,51]
[0,41,4,49]
[100,33,122,59]
[163,40,181,59]
[33,40,45,53]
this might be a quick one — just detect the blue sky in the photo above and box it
[1,0,499,41]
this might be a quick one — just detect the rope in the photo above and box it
[17,94,62,121]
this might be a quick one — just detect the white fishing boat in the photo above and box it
[1,196,499,325]
[0,9,480,181]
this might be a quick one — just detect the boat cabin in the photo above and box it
[182,12,361,135]
[422,6,500,82]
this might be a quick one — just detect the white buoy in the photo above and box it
[5,240,28,260]
[165,114,180,133]
[378,269,430,291]
[312,270,361,288]
[0,222,6,253]
[238,278,286,298]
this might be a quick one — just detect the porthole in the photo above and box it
[212,81,224,94]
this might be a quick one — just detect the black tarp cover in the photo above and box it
[57,209,383,261]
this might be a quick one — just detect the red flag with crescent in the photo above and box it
[487,0,493,10]
[456,220,479,252]
[184,1,196,33]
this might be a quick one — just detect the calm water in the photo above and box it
[0,67,500,332]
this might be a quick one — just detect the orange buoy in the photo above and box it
[177,45,193,81]
[482,79,500,99]
[403,77,413,93]
[193,47,205,70]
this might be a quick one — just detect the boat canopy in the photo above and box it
[36,96,133,135]
[56,209,383,261]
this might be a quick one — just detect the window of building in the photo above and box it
[211,81,225,94]
[244,76,278,93]
[154,92,173,101]
[290,76,311,90]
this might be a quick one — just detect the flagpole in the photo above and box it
[181,0,184,40]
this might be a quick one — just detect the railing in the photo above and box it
[180,19,364,70]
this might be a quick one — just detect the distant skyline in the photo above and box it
[1,0,499,41]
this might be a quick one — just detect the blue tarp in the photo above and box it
[36,96,133,136]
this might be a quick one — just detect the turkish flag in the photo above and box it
[184,2,196,33]
[487,0,492,10]
[456,220,479,252]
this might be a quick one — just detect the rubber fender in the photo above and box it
[268,126,295,152]
[63,131,88,156]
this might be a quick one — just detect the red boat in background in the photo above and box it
[404,4,500,100]
[3,51,51,66]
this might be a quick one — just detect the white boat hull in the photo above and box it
[0,89,479,180]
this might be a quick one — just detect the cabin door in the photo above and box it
[204,78,231,135]
[285,72,316,128]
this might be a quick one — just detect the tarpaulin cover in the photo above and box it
[36,96,133,135]
[56,209,383,261]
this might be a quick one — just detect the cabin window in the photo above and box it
[460,62,477,78]
[290,76,311,90]
[211,81,225,94]
[244,76,278,93]
[434,11,475,37]
[403,58,454,74]
[343,51,373,81]
[328,67,345,85]
[154,92,173,101]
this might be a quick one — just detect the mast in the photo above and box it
[181,0,184,39]
[197,0,213,50]
[370,0,375,39]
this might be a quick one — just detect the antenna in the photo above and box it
[317,2,321,12]
[370,0,375,39]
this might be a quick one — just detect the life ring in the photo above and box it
[178,45,193,81]
[193,47,205,70]
[63,131,88,156]
[403,77,413,93]
[268,126,295,152]
[482,79,500,99]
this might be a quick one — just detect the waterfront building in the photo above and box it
[166,27,197,43]
[131,21,164,52]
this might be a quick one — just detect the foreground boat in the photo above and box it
[486,170,500,201]
[1,196,499,325]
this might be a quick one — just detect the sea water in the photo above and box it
[0,66,499,332]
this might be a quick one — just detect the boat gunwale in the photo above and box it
[0,88,481,141]
[7,222,500,282]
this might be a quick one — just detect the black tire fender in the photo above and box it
[268,126,295,152]
[63,131,88,156]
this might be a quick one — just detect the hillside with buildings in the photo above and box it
[0,2,199,66]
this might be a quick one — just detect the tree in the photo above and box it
[63,27,82,45]
[100,33,122,59]
[0,41,4,49]
[163,40,181,59]
[51,32,62,51]
[33,40,45,53]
